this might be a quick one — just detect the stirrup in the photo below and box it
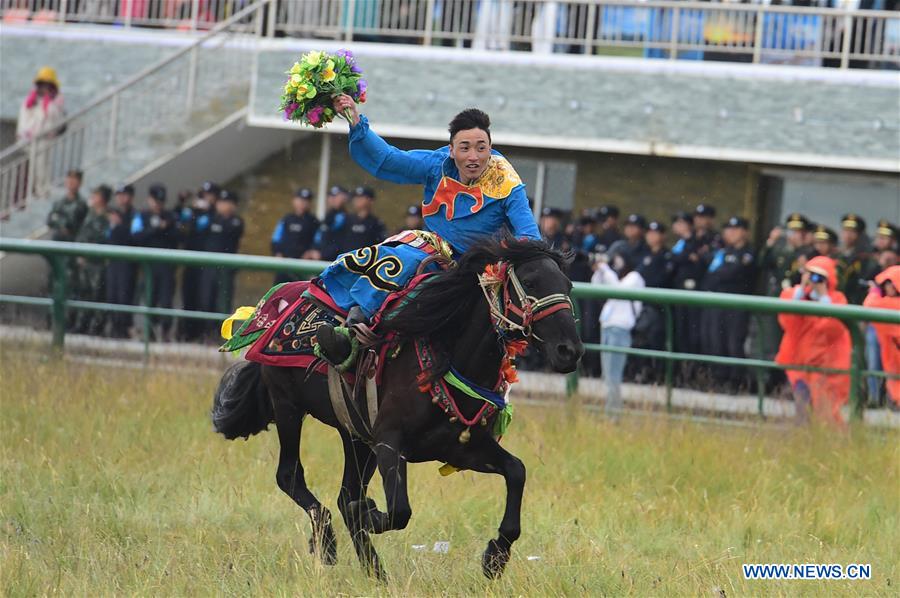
[315,324,359,372]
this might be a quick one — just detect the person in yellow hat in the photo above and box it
[16,66,67,195]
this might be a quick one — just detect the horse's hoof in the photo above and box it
[349,498,389,534]
[309,512,338,566]
[481,539,511,579]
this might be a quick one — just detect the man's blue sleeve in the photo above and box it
[348,115,439,185]
[130,214,144,235]
[271,219,284,254]
[503,184,540,240]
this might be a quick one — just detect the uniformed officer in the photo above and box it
[338,186,386,253]
[396,204,424,235]
[607,213,649,266]
[105,184,137,338]
[313,185,350,260]
[838,213,877,304]
[669,212,705,383]
[759,213,814,297]
[46,169,87,242]
[46,170,88,308]
[199,189,245,327]
[873,219,899,256]
[177,181,218,341]
[591,205,622,256]
[812,224,839,259]
[701,216,757,392]
[539,206,567,250]
[74,185,111,335]
[271,187,320,283]
[131,183,178,340]
[633,220,675,382]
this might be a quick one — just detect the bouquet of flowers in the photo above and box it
[279,49,367,128]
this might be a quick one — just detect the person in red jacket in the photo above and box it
[863,265,900,408]
[775,256,851,426]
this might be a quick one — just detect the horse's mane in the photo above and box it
[380,235,570,341]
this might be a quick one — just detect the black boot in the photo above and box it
[315,306,366,367]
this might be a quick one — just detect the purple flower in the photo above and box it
[283,102,299,120]
[307,105,325,125]
[337,48,354,61]
[357,78,367,95]
[350,63,362,74]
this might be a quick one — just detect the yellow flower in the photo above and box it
[303,51,323,66]
[295,83,317,99]
[290,73,302,85]
[283,83,293,94]
[289,61,302,75]
[321,59,336,82]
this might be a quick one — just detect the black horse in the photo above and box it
[212,237,583,580]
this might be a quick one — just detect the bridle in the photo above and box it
[477,261,573,342]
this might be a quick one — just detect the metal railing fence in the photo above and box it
[5,0,896,67]
[1,238,898,421]
[0,0,271,219]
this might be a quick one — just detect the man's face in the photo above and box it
[216,200,236,217]
[694,214,713,231]
[672,220,691,238]
[540,215,561,237]
[624,223,642,242]
[65,175,80,195]
[293,197,310,215]
[327,191,348,211]
[147,197,163,213]
[813,240,834,256]
[787,229,804,248]
[89,192,106,212]
[841,228,859,249]
[884,280,898,297]
[602,216,618,231]
[874,234,893,251]
[36,82,54,97]
[449,128,491,183]
[646,230,663,248]
[352,194,373,215]
[724,227,747,246]
[878,250,898,269]
[115,192,133,210]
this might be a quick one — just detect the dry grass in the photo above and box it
[1,352,898,596]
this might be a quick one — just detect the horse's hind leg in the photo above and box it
[337,433,387,580]
[273,402,338,566]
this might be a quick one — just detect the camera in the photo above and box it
[809,272,826,284]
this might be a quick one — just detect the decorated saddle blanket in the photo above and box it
[316,229,452,319]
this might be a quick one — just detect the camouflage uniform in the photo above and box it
[46,193,88,315]
[74,210,109,334]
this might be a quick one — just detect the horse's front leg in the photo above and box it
[458,439,526,579]
[356,431,411,534]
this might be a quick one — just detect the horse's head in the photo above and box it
[498,255,584,373]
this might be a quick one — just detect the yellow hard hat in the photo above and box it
[34,66,60,89]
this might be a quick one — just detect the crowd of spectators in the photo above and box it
[44,172,899,412]
[541,203,899,412]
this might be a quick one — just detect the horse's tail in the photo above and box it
[212,361,274,440]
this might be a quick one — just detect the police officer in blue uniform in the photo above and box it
[700,216,757,392]
[199,189,244,331]
[106,184,137,338]
[271,187,320,283]
[131,183,178,340]
[607,213,650,267]
[314,185,350,261]
[177,181,217,340]
[338,186,387,253]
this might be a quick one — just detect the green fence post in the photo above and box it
[664,305,673,412]
[753,314,766,419]
[48,256,68,349]
[566,300,582,397]
[142,262,153,362]
[847,320,866,422]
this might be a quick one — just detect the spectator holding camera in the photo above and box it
[776,256,851,426]
[863,265,900,410]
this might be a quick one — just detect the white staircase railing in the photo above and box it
[0,0,272,219]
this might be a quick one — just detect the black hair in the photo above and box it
[448,108,491,143]
[92,184,112,204]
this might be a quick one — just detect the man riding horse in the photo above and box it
[314,95,540,365]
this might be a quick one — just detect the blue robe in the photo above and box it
[319,115,540,317]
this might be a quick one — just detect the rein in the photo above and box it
[478,262,573,342]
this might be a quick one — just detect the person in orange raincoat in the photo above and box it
[775,256,851,425]
[863,265,900,408]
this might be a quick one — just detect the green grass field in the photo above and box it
[2,353,898,596]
